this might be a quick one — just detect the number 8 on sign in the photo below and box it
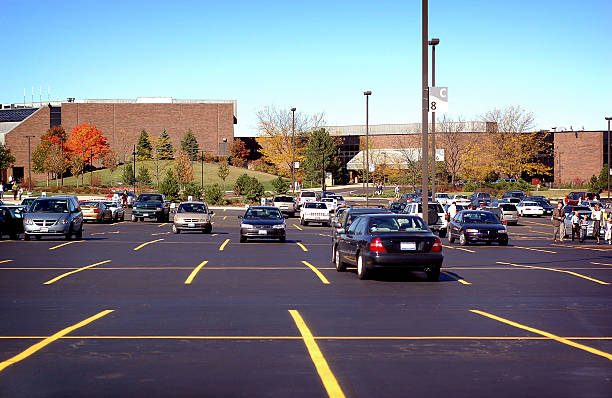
[430,102,436,111]
[428,87,448,113]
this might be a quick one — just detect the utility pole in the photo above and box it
[201,151,204,188]
[606,117,612,199]
[90,149,94,186]
[291,107,296,195]
[132,145,136,195]
[60,137,66,186]
[364,91,372,207]
[25,135,35,192]
[421,0,430,225]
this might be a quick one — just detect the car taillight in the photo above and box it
[94,208,99,213]
[432,237,442,252]
[369,237,386,253]
[445,213,449,221]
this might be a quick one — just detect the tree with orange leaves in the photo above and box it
[65,123,110,185]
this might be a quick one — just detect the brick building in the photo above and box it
[553,130,606,185]
[0,98,236,183]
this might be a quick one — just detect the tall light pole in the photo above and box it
[25,135,35,192]
[201,151,204,188]
[89,149,94,186]
[291,107,296,195]
[429,38,439,203]
[421,0,430,225]
[364,91,372,207]
[132,145,136,194]
[606,117,612,199]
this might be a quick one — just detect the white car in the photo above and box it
[434,193,451,206]
[404,202,448,237]
[516,201,544,217]
[449,194,471,207]
[300,202,331,226]
[102,201,126,221]
[297,191,317,210]
[320,198,338,212]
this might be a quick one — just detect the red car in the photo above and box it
[564,192,596,206]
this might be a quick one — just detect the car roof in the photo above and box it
[178,201,207,205]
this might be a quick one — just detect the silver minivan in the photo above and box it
[487,203,519,225]
[23,196,83,240]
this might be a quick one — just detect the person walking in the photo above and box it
[592,203,604,244]
[12,182,18,200]
[394,185,400,200]
[570,210,581,242]
[579,215,589,243]
[0,181,3,200]
[605,217,612,245]
[551,202,565,243]
[18,187,23,201]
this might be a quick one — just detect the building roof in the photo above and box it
[0,108,39,122]
[346,149,445,171]
[325,121,492,136]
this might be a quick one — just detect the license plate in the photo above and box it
[188,223,195,228]
[40,227,49,232]
[401,242,416,250]
[258,230,267,235]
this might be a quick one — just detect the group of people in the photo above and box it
[552,202,609,244]
[0,177,24,201]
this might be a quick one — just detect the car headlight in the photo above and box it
[61,219,70,224]
[465,229,478,233]
[498,229,507,233]
[273,224,285,229]
[241,223,254,229]
[156,207,162,211]
[25,218,33,225]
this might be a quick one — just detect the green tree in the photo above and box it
[182,182,202,201]
[157,130,174,159]
[159,169,180,201]
[597,164,608,192]
[136,129,153,160]
[121,164,135,185]
[180,129,199,161]
[243,177,265,203]
[0,146,16,175]
[204,183,225,204]
[303,128,339,189]
[233,173,251,195]
[138,165,152,186]
[272,176,289,194]
[217,159,230,190]
[32,140,52,185]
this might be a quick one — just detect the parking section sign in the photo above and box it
[429,87,448,113]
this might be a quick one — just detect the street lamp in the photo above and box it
[606,117,612,199]
[364,91,372,207]
[90,149,93,186]
[201,151,205,188]
[291,107,296,195]
[421,0,430,225]
[428,38,440,202]
[132,144,136,194]
[25,135,35,192]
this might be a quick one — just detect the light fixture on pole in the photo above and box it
[291,107,296,195]
[421,0,430,225]
[363,91,372,207]
[428,37,439,203]
[90,149,94,186]
[25,135,35,192]
[606,117,612,199]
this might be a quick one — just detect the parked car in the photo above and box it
[403,202,448,237]
[297,191,318,209]
[301,202,332,226]
[172,201,214,234]
[388,202,406,214]
[502,190,527,200]
[400,193,419,202]
[321,197,338,212]
[434,193,451,206]
[81,201,113,223]
[23,196,83,240]
[273,195,297,217]
[494,178,517,184]
[107,191,136,207]
[516,201,544,217]
[103,201,126,221]
[239,206,286,242]
[449,194,471,207]
[20,197,36,209]
[448,210,508,246]
[334,214,443,280]
[563,211,603,239]
[321,191,335,199]
[0,205,26,239]
[330,195,347,208]
[563,205,591,215]
[486,202,519,225]
[526,197,553,216]
[331,206,392,262]
[331,207,348,226]
[564,191,597,206]
[131,193,170,222]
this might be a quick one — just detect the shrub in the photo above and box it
[463,181,479,192]
[233,173,251,195]
[250,158,277,174]
[204,183,225,204]
[137,166,152,186]
[230,157,247,168]
[243,177,265,203]
[183,182,202,201]
[159,169,180,201]
[121,164,135,185]
[272,176,289,194]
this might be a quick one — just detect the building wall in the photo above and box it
[554,131,603,185]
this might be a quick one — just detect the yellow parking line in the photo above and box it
[184,261,208,284]
[90,232,105,235]
[471,310,612,361]
[223,208,226,212]
[302,261,330,284]
[0,260,13,264]
[553,244,609,252]
[289,310,345,398]
[49,241,82,251]
[513,246,556,254]
[151,232,171,236]
[158,223,168,228]
[223,216,227,220]
[44,260,111,285]
[211,233,218,237]
[294,225,303,231]
[319,233,332,238]
[0,310,114,372]
[296,242,308,252]
[133,239,164,251]
[441,271,471,285]
[497,261,609,285]
[442,245,475,253]
[591,262,612,267]
[219,239,230,251]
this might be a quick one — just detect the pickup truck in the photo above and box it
[131,193,170,222]
[297,191,318,210]
[273,195,297,217]
[300,202,331,226]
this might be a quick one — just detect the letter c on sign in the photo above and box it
[440,88,447,99]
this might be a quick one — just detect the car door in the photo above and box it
[451,213,462,237]
[343,217,364,265]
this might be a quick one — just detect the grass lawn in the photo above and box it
[37,160,281,191]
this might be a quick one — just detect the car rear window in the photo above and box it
[368,216,428,233]
[274,196,294,202]
[80,201,101,207]
[418,204,444,213]
[305,203,327,209]
[300,192,315,197]
[500,204,517,211]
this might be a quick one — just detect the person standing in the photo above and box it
[579,215,589,243]
[12,182,18,200]
[570,211,581,242]
[551,202,566,243]
[592,203,604,244]
[394,185,400,200]
[605,218,612,245]
[18,187,23,201]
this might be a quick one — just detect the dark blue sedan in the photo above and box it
[448,210,508,246]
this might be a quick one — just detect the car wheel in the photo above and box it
[131,215,137,222]
[172,224,180,234]
[304,220,309,226]
[426,267,440,281]
[499,238,508,246]
[204,225,212,234]
[357,253,369,280]
[335,247,346,272]
[24,234,30,241]
[438,228,447,238]
[240,236,247,243]
[448,231,455,243]
[34,235,41,240]
[459,232,468,246]
[75,227,83,240]
[279,236,286,243]
[9,233,18,240]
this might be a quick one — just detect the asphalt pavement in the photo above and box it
[0,208,610,397]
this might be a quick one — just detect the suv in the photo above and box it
[131,193,170,222]
[403,202,448,237]
[331,206,391,262]
[297,191,317,210]
[564,191,597,206]
[23,196,83,240]
[273,195,297,217]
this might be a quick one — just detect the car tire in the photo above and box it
[172,225,180,234]
[131,215,137,222]
[279,236,286,243]
[426,268,440,281]
[499,238,508,246]
[10,233,18,240]
[335,247,346,272]
[24,234,30,241]
[240,236,247,243]
[35,235,41,240]
[304,220,309,226]
[65,227,72,241]
[75,228,83,240]
[438,228,447,238]
[459,232,468,246]
[357,253,369,280]
[204,225,212,234]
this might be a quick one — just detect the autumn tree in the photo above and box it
[101,150,118,186]
[217,159,230,191]
[437,115,468,186]
[175,151,193,188]
[136,129,153,160]
[230,139,250,160]
[32,140,52,186]
[256,106,324,177]
[65,123,110,186]
[180,129,199,161]
[116,129,130,164]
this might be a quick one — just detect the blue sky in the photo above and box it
[1,0,610,136]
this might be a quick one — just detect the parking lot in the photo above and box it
[0,208,611,397]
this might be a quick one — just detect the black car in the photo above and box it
[239,206,286,243]
[331,207,392,261]
[527,197,553,215]
[0,205,26,239]
[131,193,170,222]
[388,202,406,214]
[448,210,508,246]
[334,214,443,280]
[502,190,527,200]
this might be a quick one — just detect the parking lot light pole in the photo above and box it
[606,117,612,199]
[421,0,430,225]
[90,149,93,186]
[201,151,204,188]
[364,91,372,207]
[429,38,439,203]
[25,135,35,191]
[291,107,296,195]
[132,145,136,195]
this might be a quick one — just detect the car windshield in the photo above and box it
[331,195,344,201]
[462,211,500,224]
[103,201,119,207]
[274,196,294,202]
[21,198,35,205]
[31,199,69,213]
[305,203,327,209]
[4,207,24,218]
[244,208,283,219]
[369,216,428,233]
[80,201,101,207]
[300,192,315,197]
[178,203,208,213]
[137,194,163,202]
[389,203,404,210]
